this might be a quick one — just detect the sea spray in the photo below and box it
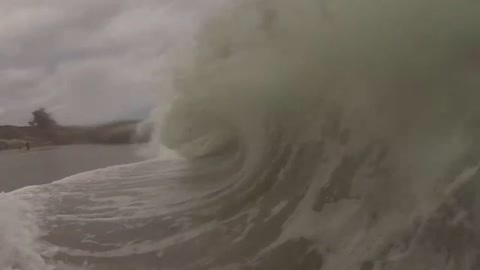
[0,193,54,270]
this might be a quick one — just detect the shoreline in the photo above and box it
[0,120,150,152]
[0,144,143,192]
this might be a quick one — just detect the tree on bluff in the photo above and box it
[29,108,58,129]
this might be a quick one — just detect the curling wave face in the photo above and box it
[5,0,480,269]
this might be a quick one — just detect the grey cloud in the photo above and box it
[0,0,219,125]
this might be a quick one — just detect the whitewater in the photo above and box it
[2,0,480,269]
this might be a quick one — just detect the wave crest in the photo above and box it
[158,0,480,160]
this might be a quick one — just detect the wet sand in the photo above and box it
[0,145,142,192]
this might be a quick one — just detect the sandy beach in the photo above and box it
[0,145,142,192]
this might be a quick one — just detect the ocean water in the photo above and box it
[3,0,480,269]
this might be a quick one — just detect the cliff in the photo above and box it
[0,121,151,150]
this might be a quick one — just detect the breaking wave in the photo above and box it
[0,193,55,270]
[4,0,480,269]
[155,0,480,268]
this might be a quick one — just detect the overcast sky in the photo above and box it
[0,0,219,126]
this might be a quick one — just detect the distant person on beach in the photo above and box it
[26,142,30,150]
